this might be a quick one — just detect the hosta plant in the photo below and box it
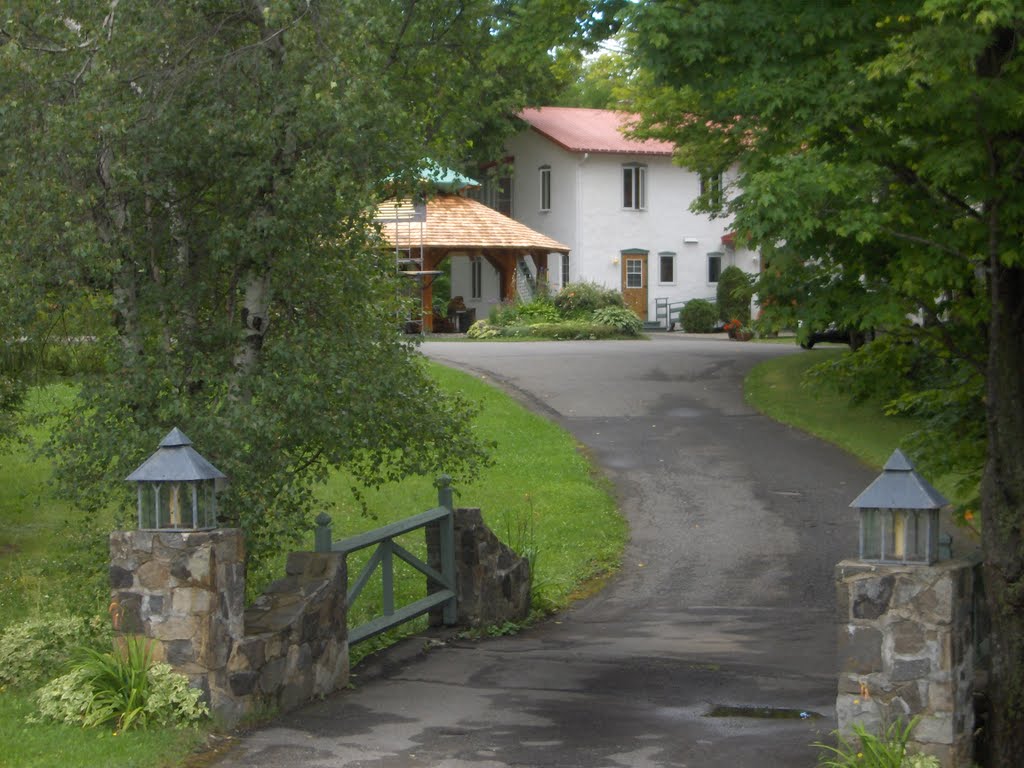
[31,635,209,731]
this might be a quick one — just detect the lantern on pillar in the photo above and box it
[849,449,947,564]
[126,428,227,530]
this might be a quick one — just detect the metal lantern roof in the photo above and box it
[849,449,948,510]
[125,428,226,483]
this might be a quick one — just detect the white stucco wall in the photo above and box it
[503,130,760,320]
[448,253,501,322]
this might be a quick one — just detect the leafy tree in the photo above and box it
[628,2,1024,763]
[0,0,616,577]
[557,46,643,109]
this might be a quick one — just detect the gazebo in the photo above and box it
[377,193,569,332]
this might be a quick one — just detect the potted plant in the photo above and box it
[723,318,754,341]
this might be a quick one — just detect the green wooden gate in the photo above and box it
[314,476,457,645]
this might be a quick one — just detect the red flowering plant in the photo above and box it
[723,317,752,339]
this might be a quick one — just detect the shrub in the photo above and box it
[466,320,501,339]
[514,299,560,324]
[488,299,559,327]
[0,613,108,689]
[527,321,621,340]
[678,299,718,333]
[812,718,937,768]
[591,306,643,337]
[716,265,754,324]
[31,636,209,731]
[553,282,624,317]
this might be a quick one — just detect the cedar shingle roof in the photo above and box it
[518,107,675,156]
[379,194,569,252]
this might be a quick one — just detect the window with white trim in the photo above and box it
[707,252,723,284]
[539,166,551,212]
[622,164,647,210]
[626,258,643,288]
[658,252,676,284]
[561,253,570,288]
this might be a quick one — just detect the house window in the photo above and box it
[471,259,483,299]
[626,259,643,288]
[561,253,570,288]
[622,164,647,210]
[707,252,723,284]
[699,171,724,206]
[539,166,551,212]
[470,171,513,216]
[659,252,675,284]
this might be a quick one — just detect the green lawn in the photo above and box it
[0,345,980,767]
[0,694,205,768]
[0,360,625,767]
[745,349,971,505]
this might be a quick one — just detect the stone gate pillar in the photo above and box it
[109,529,246,721]
[835,558,976,767]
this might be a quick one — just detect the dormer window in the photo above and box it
[623,164,646,210]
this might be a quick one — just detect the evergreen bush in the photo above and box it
[678,299,718,333]
[716,266,754,324]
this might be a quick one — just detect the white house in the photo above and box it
[458,107,760,325]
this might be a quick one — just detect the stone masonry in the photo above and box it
[109,530,347,725]
[230,551,348,716]
[427,507,532,628]
[835,559,976,768]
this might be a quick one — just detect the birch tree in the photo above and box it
[0,0,614,571]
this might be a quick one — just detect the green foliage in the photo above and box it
[1,687,205,768]
[510,321,622,340]
[557,46,645,109]
[553,281,625,317]
[745,353,969,507]
[628,4,1024,753]
[0,613,108,689]
[678,298,718,333]
[488,298,560,326]
[590,306,643,336]
[467,320,502,339]
[2,2,620,573]
[32,637,208,731]
[715,266,754,324]
[805,334,984,506]
[813,719,930,768]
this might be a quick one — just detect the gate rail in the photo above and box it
[315,476,457,645]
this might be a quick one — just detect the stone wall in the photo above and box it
[835,559,976,768]
[228,551,348,717]
[109,529,245,719]
[109,530,347,725]
[427,507,532,628]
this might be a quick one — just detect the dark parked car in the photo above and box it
[799,325,874,350]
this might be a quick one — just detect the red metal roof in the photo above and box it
[379,194,569,252]
[518,107,675,156]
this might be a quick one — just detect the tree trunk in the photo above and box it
[980,257,1024,767]
[233,269,271,380]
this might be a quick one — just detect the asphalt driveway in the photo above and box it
[214,335,878,767]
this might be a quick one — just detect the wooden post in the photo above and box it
[437,475,457,626]
[314,512,332,553]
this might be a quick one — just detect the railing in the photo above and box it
[314,476,457,645]
[654,296,716,330]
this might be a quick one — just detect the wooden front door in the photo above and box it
[621,253,648,319]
